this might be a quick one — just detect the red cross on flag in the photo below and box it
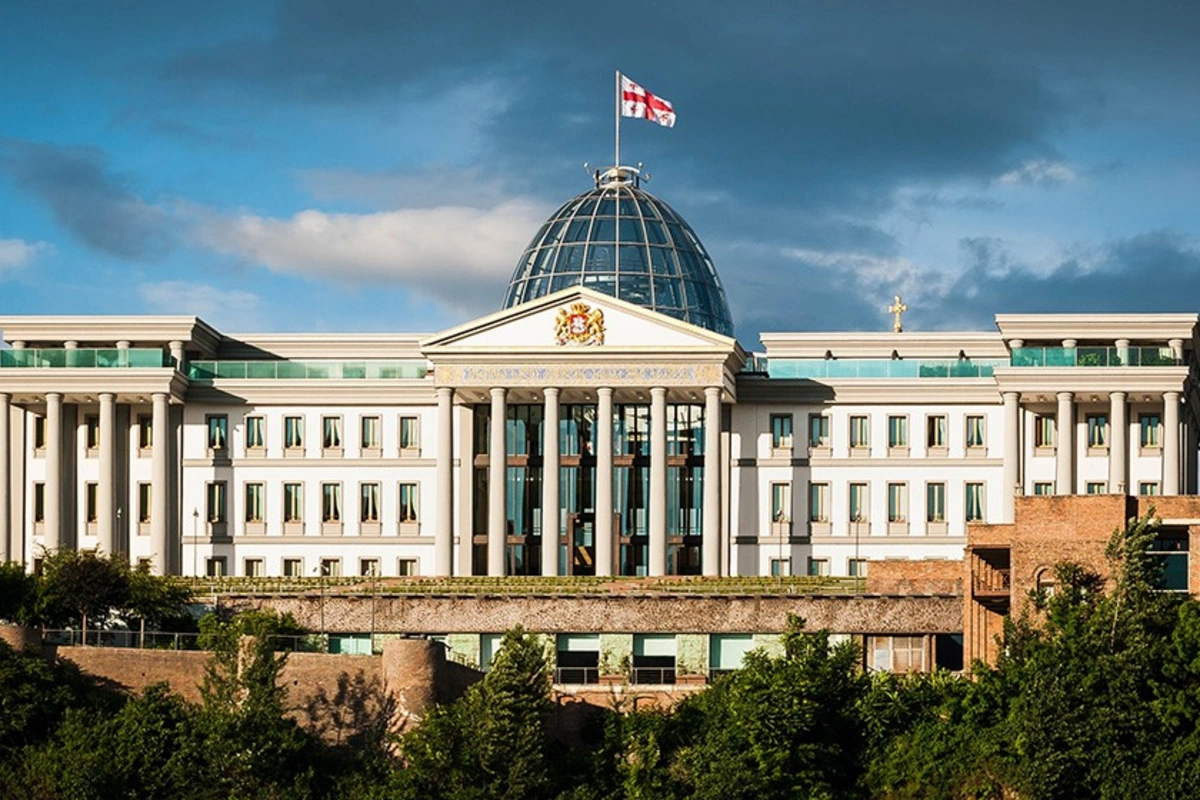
[620,74,676,128]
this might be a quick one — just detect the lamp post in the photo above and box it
[192,507,199,579]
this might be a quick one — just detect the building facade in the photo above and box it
[0,167,1197,587]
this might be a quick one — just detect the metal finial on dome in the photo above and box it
[595,165,645,189]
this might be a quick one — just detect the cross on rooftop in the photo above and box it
[887,295,908,333]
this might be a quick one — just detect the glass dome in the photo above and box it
[502,167,734,337]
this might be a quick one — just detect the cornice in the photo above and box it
[0,369,188,405]
[216,333,427,360]
[0,316,221,355]
[994,314,1199,342]
[992,367,1188,395]
[184,382,437,405]
[758,331,1006,359]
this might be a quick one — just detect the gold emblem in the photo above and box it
[555,302,605,345]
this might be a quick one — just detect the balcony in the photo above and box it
[0,348,170,369]
[1009,346,1177,368]
[187,360,428,381]
[765,358,1005,380]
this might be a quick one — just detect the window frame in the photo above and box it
[1034,414,1056,450]
[322,415,343,453]
[360,482,382,524]
[399,482,420,526]
[206,481,227,525]
[887,415,908,450]
[1086,413,1109,450]
[321,482,343,523]
[1139,413,1162,450]
[808,413,830,450]
[399,415,421,453]
[283,415,305,453]
[887,482,908,523]
[849,482,869,523]
[244,482,265,524]
[809,482,830,523]
[925,482,946,523]
[360,415,382,454]
[244,415,266,453]
[965,415,986,450]
[206,414,229,452]
[965,482,985,522]
[849,415,869,451]
[283,482,304,524]
[770,481,792,524]
[926,414,948,451]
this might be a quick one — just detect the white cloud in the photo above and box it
[139,280,261,328]
[191,200,549,314]
[997,159,1078,187]
[0,238,50,274]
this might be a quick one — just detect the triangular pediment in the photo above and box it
[422,287,737,354]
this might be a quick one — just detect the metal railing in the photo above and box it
[1009,346,1176,368]
[630,667,677,685]
[43,629,203,649]
[187,360,428,381]
[554,667,601,685]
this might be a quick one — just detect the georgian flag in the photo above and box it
[620,74,676,128]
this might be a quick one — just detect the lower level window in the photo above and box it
[282,558,303,578]
[320,557,341,577]
[965,483,985,522]
[243,558,265,578]
[359,558,380,577]
[1033,482,1054,496]
[1086,482,1107,495]
[398,558,418,576]
[769,558,790,577]
[807,557,829,577]
[848,558,868,578]
[869,635,926,673]
[1139,482,1160,496]
[206,557,227,578]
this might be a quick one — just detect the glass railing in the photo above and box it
[1009,347,1177,368]
[187,360,429,381]
[0,348,169,368]
[765,358,1006,379]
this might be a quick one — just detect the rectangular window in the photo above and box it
[849,482,869,522]
[870,635,927,673]
[33,416,46,451]
[1086,482,1107,495]
[770,558,791,577]
[360,482,381,523]
[319,558,341,578]
[926,482,946,523]
[887,415,908,449]
[807,557,829,577]
[282,558,303,578]
[137,416,152,450]
[965,482,985,522]
[284,416,304,450]
[1086,414,1108,449]
[206,415,228,451]
[84,416,100,451]
[85,482,98,523]
[1140,413,1161,449]
[887,482,907,522]
[361,416,381,451]
[283,483,304,523]
[1034,415,1056,448]
[33,482,45,523]
[1033,482,1054,496]
[245,416,265,451]
[1139,482,1160,496]
[206,482,227,524]
[926,415,947,448]
[138,483,152,524]
[771,482,792,523]
[206,557,227,578]
[965,415,986,449]
[809,482,830,522]
[244,558,265,578]
[322,416,342,450]
[321,483,342,522]
[808,414,830,448]
[399,482,419,523]
[360,558,380,578]
[244,482,265,523]
[848,558,868,578]
[400,416,420,451]
[770,414,794,450]
[849,415,869,449]
[397,558,418,576]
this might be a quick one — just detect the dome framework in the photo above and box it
[503,167,735,337]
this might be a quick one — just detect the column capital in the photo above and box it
[9,341,25,350]
[543,386,560,398]
[1002,390,1020,401]
[63,341,78,350]
[1165,390,1181,401]
[704,385,722,399]
[650,386,668,399]
[98,391,116,401]
[1056,391,1074,402]
[46,391,63,401]
[1114,338,1130,348]
[489,386,507,399]
[436,385,454,399]
[0,391,9,402]
[1109,390,1127,401]
[1062,339,1078,348]
[597,386,614,398]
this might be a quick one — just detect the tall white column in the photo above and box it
[434,387,454,576]
[168,340,185,370]
[541,388,560,577]
[1109,391,1127,494]
[649,386,668,576]
[1002,392,1020,522]
[1056,392,1074,495]
[1164,391,1181,495]
[0,393,9,563]
[594,387,614,577]
[702,386,722,576]
[98,393,116,557]
[488,387,507,576]
[44,392,63,552]
[150,392,170,574]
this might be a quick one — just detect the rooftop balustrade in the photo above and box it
[0,348,170,368]
[187,360,428,381]
[765,358,1005,379]
[1009,346,1177,367]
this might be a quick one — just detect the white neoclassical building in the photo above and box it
[0,168,1196,579]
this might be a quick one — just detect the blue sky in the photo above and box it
[2,1,1200,346]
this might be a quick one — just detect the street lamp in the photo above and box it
[192,507,199,579]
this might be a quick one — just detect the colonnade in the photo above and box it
[433,385,723,577]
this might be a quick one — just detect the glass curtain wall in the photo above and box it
[667,404,705,575]
[615,404,650,575]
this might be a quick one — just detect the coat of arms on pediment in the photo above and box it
[555,302,605,346]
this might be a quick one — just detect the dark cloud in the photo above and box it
[0,140,173,262]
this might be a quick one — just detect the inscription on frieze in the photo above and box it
[436,362,723,388]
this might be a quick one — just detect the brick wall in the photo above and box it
[220,593,962,635]
[866,559,963,595]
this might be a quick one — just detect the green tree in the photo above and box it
[35,549,131,634]
[392,626,557,800]
[0,562,36,625]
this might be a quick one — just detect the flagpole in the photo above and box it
[614,69,621,169]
